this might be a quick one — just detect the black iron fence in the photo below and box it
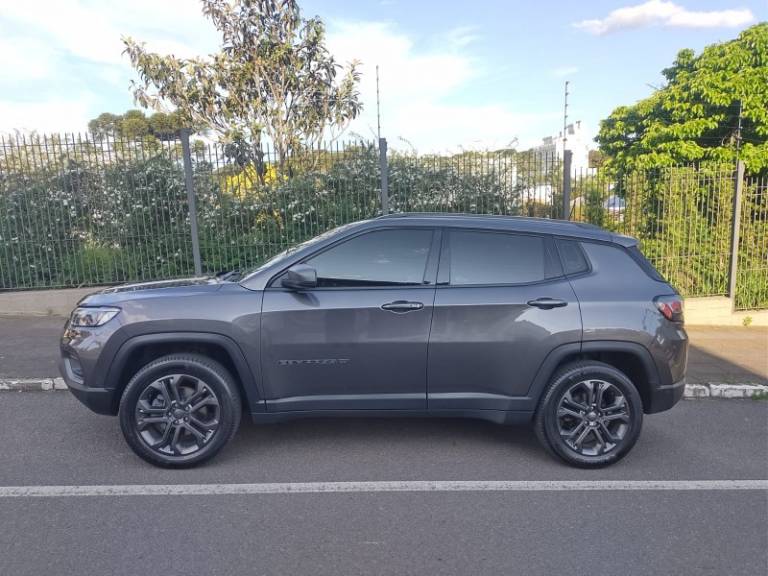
[0,132,765,310]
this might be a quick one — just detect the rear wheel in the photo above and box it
[534,361,643,468]
[118,354,241,468]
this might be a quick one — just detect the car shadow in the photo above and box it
[687,343,767,384]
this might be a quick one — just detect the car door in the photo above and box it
[427,228,582,412]
[261,227,440,411]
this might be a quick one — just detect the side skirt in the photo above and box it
[250,409,533,425]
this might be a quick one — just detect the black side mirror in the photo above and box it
[282,264,318,290]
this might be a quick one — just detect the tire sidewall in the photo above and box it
[540,363,643,468]
[119,356,241,468]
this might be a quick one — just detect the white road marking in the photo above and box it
[0,480,766,498]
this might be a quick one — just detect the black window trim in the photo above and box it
[438,227,566,289]
[266,226,440,291]
[554,236,593,279]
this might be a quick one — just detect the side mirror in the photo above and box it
[281,264,317,290]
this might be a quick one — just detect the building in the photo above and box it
[534,120,592,175]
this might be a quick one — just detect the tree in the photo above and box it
[123,0,362,173]
[88,113,121,137]
[87,109,187,140]
[596,23,768,174]
[119,109,152,140]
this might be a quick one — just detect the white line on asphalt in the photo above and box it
[0,480,766,498]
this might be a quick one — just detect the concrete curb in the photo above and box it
[0,378,68,391]
[1,378,766,399]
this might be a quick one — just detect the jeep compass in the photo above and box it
[60,214,688,468]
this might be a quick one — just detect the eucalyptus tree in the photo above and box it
[124,0,362,175]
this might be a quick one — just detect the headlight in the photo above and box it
[70,306,120,327]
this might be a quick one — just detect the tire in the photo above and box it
[118,353,242,468]
[534,360,643,468]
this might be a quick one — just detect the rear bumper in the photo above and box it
[645,378,686,414]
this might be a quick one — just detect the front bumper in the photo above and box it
[645,378,686,414]
[59,356,117,415]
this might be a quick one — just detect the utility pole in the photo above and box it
[376,65,382,141]
[735,99,743,157]
[376,65,388,214]
[563,80,570,152]
[561,81,572,221]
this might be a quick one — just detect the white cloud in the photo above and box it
[552,66,579,77]
[0,97,95,134]
[1,0,218,66]
[444,26,481,49]
[0,4,556,150]
[575,1,754,35]
[327,21,548,151]
[0,36,58,80]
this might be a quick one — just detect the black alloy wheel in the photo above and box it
[119,354,241,468]
[535,361,643,468]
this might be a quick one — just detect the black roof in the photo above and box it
[373,212,623,243]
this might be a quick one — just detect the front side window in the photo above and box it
[305,229,433,287]
[449,230,549,285]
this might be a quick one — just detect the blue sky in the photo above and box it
[0,0,764,150]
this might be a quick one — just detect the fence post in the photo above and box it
[728,160,746,304]
[562,149,572,220]
[180,129,203,276]
[379,137,389,215]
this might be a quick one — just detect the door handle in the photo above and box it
[527,297,567,310]
[381,301,424,313]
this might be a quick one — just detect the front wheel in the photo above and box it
[534,361,643,468]
[119,354,242,468]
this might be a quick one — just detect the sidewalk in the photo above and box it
[0,315,765,384]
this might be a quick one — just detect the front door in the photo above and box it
[261,228,439,411]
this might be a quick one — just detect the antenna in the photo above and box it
[376,65,382,140]
[563,80,569,153]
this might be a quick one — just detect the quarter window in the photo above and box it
[449,230,548,285]
[305,229,433,287]
[557,239,590,276]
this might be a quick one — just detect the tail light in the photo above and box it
[654,295,684,323]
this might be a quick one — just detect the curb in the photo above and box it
[1,378,766,399]
[0,378,68,391]
[683,382,768,399]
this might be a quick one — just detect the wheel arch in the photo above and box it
[107,333,262,414]
[527,341,660,413]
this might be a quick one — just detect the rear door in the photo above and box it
[261,227,439,411]
[427,228,582,412]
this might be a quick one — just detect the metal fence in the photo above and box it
[0,132,766,310]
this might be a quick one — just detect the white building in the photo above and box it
[534,120,592,175]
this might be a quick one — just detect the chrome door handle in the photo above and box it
[381,301,424,313]
[527,297,567,309]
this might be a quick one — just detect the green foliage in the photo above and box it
[597,23,768,174]
[0,137,765,310]
[571,166,768,309]
[123,0,362,168]
[88,109,187,141]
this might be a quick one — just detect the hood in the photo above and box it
[78,276,227,307]
[99,276,220,294]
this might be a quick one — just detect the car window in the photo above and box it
[449,230,548,285]
[556,239,590,275]
[305,229,433,287]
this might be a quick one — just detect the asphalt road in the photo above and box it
[0,393,766,575]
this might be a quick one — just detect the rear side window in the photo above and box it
[448,230,552,285]
[556,239,590,275]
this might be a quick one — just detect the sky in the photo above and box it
[0,0,764,151]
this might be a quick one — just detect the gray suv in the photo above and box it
[60,214,688,468]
